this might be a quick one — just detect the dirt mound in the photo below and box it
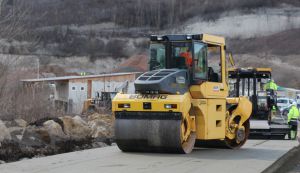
[113,54,148,73]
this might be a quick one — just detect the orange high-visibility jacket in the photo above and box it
[179,52,192,67]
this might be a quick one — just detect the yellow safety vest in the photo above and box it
[288,105,300,122]
[264,81,278,91]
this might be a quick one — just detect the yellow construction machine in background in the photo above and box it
[112,34,252,153]
[228,67,290,139]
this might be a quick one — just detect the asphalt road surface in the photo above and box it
[0,140,298,173]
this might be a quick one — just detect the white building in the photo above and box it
[22,72,140,114]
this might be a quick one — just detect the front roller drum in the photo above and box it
[115,112,195,153]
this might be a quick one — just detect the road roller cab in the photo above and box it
[112,34,252,153]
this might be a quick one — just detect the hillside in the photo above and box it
[0,0,299,88]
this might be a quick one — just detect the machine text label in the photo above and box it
[129,95,168,99]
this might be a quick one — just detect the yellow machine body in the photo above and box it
[112,34,252,153]
[112,91,251,142]
[228,67,272,74]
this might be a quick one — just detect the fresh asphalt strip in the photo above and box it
[262,144,300,173]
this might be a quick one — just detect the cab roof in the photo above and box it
[150,34,225,46]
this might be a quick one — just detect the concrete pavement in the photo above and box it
[0,140,298,173]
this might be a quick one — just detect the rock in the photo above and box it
[60,116,91,140]
[87,113,113,138]
[0,120,11,142]
[4,119,27,128]
[73,115,88,126]
[14,119,27,128]
[87,113,113,122]
[91,141,108,148]
[19,157,29,161]
[21,126,50,147]
[0,141,26,162]
[0,160,5,164]
[8,127,25,142]
[29,117,64,131]
[43,120,68,142]
[2,118,27,142]
[89,121,110,138]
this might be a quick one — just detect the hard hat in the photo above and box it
[292,102,297,106]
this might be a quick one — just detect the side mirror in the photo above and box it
[228,52,235,67]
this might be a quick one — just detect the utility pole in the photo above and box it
[37,58,39,79]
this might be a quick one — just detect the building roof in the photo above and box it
[21,72,140,83]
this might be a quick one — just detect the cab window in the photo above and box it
[149,43,166,70]
[193,42,207,79]
[207,46,221,82]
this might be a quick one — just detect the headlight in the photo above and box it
[165,104,177,109]
[118,103,130,108]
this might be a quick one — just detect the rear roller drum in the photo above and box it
[195,120,250,149]
[224,120,250,149]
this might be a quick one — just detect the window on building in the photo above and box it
[81,87,85,91]
[72,86,76,91]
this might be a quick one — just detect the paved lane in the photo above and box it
[0,140,298,173]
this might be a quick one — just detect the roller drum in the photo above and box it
[115,111,195,153]
[195,120,250,149]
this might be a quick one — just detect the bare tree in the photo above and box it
[0,0,32,40]
[0,1,44,121]
[0,56,21,119]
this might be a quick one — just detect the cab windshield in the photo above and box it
[149,42,207,80]
[149,42,192,70]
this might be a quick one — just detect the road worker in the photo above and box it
[264,79,278,91]
[288,102,300,140]
[179,48,192,67]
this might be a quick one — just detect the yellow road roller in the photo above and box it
[112,34,252,153]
